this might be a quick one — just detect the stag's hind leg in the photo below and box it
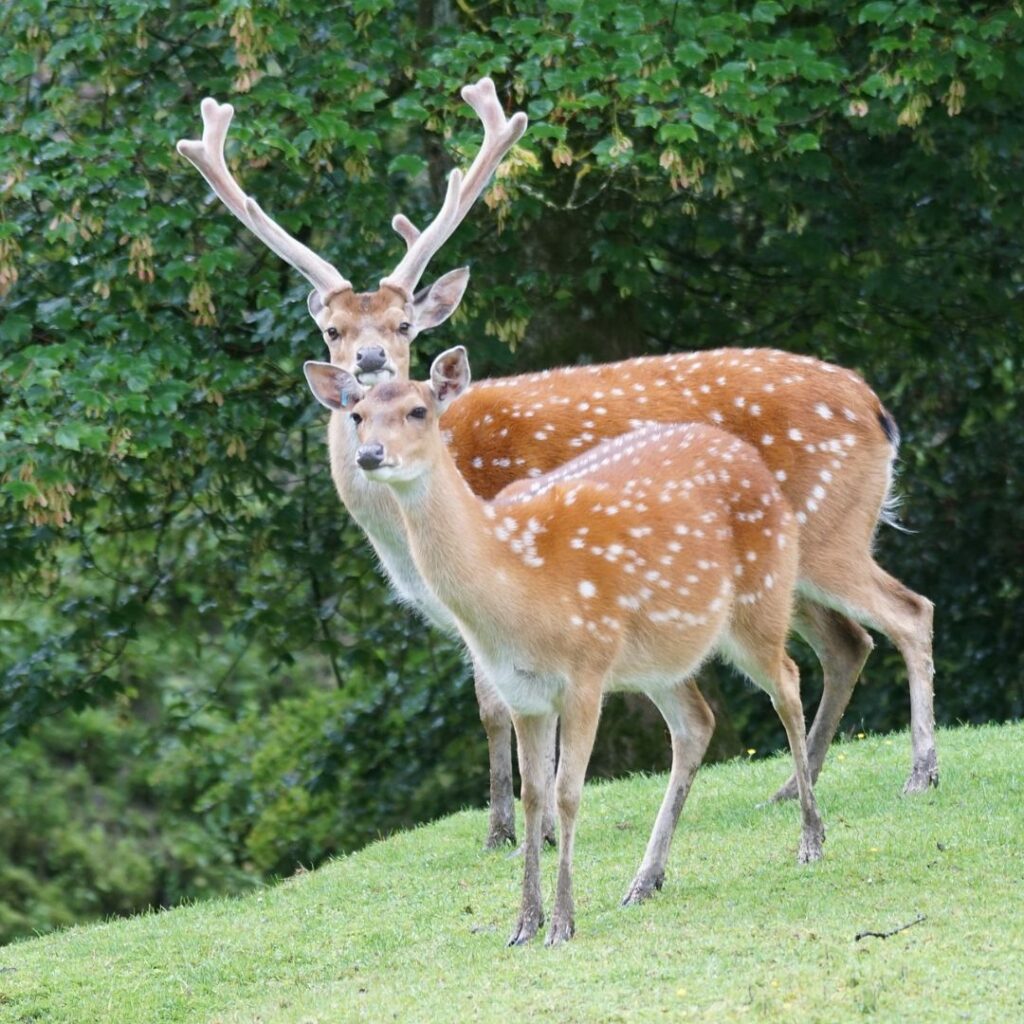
[772,602,874,803]
[623,680,715,906]
[802,559,936,794]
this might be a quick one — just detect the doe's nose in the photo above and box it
[356,443,385,470]
[356,346,387,372]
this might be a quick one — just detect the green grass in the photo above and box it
[2,723,1022,1024]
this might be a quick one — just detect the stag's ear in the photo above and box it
[412,267,470,332]
[307,290,325,320]
[304,361,364,411]
[429,345,471,410]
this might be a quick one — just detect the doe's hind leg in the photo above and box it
[727,617,824,863]
[623,680,715,906]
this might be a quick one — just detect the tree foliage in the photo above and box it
[1,0,1022,942]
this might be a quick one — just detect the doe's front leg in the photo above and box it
[546,686,602,947]
[507,712,557,946]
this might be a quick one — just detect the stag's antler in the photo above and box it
[380,78,527,298]
[176,98,351,299]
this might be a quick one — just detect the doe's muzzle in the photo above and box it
[356,443,386,470]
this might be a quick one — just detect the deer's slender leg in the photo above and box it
[547,681,602,946]
[507,712,557,946]
[623,681,715,906]
[771,655,826,863]
[541,722,558,848]
[772,601,874,802]
[473,664,517,849]
[727,599,824,863]
[803,561,936,793]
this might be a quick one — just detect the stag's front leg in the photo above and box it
[474,665,517,849]
[547,684,602,946]
[507,712,557,946]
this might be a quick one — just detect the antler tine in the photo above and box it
[381,77,527,297]
[177,98,350,298]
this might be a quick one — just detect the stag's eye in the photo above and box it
[398,322,411,334]
[349,412,362,426]
[408,406,428,420]
[326,326,339,340]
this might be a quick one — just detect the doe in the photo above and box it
[305,347,824,946]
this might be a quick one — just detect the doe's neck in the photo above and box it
[387,442,522,624]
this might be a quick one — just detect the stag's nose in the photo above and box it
[356,443,386,471]
[355,346,387,373]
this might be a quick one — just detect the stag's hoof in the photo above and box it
[484,822,517,851]
[902,750,939,795]
[769,776,799,803]
[542,828,558,850]
[545,912,575,946]
[507,909,543,947]
[622,871,664,906]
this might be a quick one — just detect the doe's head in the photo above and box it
[304,346,471,484]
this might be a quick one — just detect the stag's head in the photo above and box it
[303,347,471,483]
[177,80,526,386]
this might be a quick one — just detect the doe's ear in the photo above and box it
[412,267,470,332]
[304,361,364,411]
[429,345,471,410]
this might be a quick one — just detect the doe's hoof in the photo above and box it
[545,914,575,947]
[798,827,825,865]
[507,910,543,947]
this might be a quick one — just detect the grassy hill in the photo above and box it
[1,723,1022,1023]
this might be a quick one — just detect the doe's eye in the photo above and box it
[349,412,362,425]
[398,321,411,334]
[326,326,339,340]
[408,406,428,420]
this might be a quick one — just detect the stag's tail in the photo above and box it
[877,408,913,534]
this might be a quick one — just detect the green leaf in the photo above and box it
[0,313,31,343]
[859,2,895,24]
[674,41,708,67]
[659,122,698,143]
[387,154,428,177]
[690,110,718,133]
[54,423,82,451]
[788,131,821,153]
[752,2,783,24]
